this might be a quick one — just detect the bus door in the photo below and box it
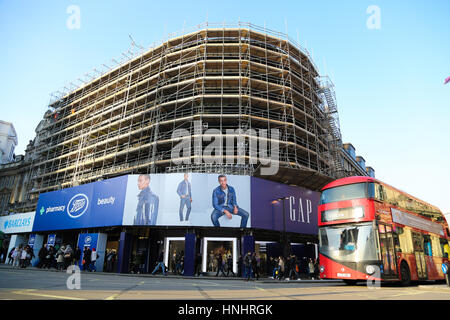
[412,232,427,279]
[378,224,397,277]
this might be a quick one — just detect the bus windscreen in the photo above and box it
[320,183,368,204]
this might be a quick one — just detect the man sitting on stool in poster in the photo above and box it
[211,175,249,228]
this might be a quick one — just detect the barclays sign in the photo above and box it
[0,212,35,234]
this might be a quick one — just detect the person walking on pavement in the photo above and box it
[7,247,15,265]
[37,245,47,268]
[288,255,299,280]
[90,248,98,272]
[244,251,253,281]
[251,252,259,280]
[56,246,65,270]
[82,246,92,271]
[64,245,73,269]
[194,253,202,276]
[277,256,285,281]
[215,253,226,277]
[151,250,167,276]
[226,253,235,277]
[12,246,21,268]
[73,246,81,267]
[308,258,315,280]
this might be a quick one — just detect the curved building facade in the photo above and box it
[1,24,361,276]
[25,25,338,210]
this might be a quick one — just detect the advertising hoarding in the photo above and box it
[33,173,319,235]
[33,175,128,231]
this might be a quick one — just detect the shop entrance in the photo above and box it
[104,233,120,272]
[255,241,274,276]
[202,237,237,274]
[164,237,185,274]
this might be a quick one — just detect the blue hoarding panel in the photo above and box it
[33,175,128,231]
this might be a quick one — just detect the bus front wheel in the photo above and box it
[400,262,411,286]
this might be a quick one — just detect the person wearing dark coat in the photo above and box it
[82,247,92,271]
[73,246,82,266]
[215,253,226,277]
[37,245,48,268]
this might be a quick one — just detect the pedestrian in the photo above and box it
[288,255,299,280]
[12,246,21,268]
[151,250,166,276]
[251,253,259,280]
[277,256,285,280]
[37,244,47,268]
[314,258,320,279]
[20,246,28,268]
[271,257,280,279]
[215,253,226,277]
[208,251,215,272]
[106,250,115,272]
[64,245,73,269]
[244,251,253,281]
[175,251,182,275]
[238,255,243,277]
[7,247,15,265]
[56,246,65,270]
[194,253,202,276]
[226,253,235,277]
[90,248,98,272]
[47,246,56,269]
[73,246,82,267]
[82,246,92,271]
[25,246,34,268]
[308,258,315,280]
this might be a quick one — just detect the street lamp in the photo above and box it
[271,197,290,259]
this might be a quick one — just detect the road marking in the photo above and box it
[104,293,120,300]
[11,290,86,300]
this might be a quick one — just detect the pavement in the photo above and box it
[0,264,449,300]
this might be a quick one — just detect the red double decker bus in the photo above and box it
[318,176,449,285]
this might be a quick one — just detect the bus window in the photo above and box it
[440,239,449,258]
[431,236,442,258]
[320,183,367,204]
[423,235,432,256]
[375,183,385,201]
[398,228,413,254]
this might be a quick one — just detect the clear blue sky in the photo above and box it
[1,1,449,212]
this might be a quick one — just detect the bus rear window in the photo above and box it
[321,183,368,204]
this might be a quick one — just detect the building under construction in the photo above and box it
[19,23,349,213]
[0,23,379,275]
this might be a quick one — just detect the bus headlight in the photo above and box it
[365,265,376,275]
[320,266,325,273]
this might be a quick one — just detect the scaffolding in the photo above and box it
[23,22,338,209]
[317,76,345,178]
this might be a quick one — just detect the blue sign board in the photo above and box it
[28,234,36,248]
[442,263,448,275]
[33,176,128,231]
[47,234,56,246]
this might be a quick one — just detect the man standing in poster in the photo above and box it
[134,174,159,225]
[176,173,192,222]
[211,175,249,228]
